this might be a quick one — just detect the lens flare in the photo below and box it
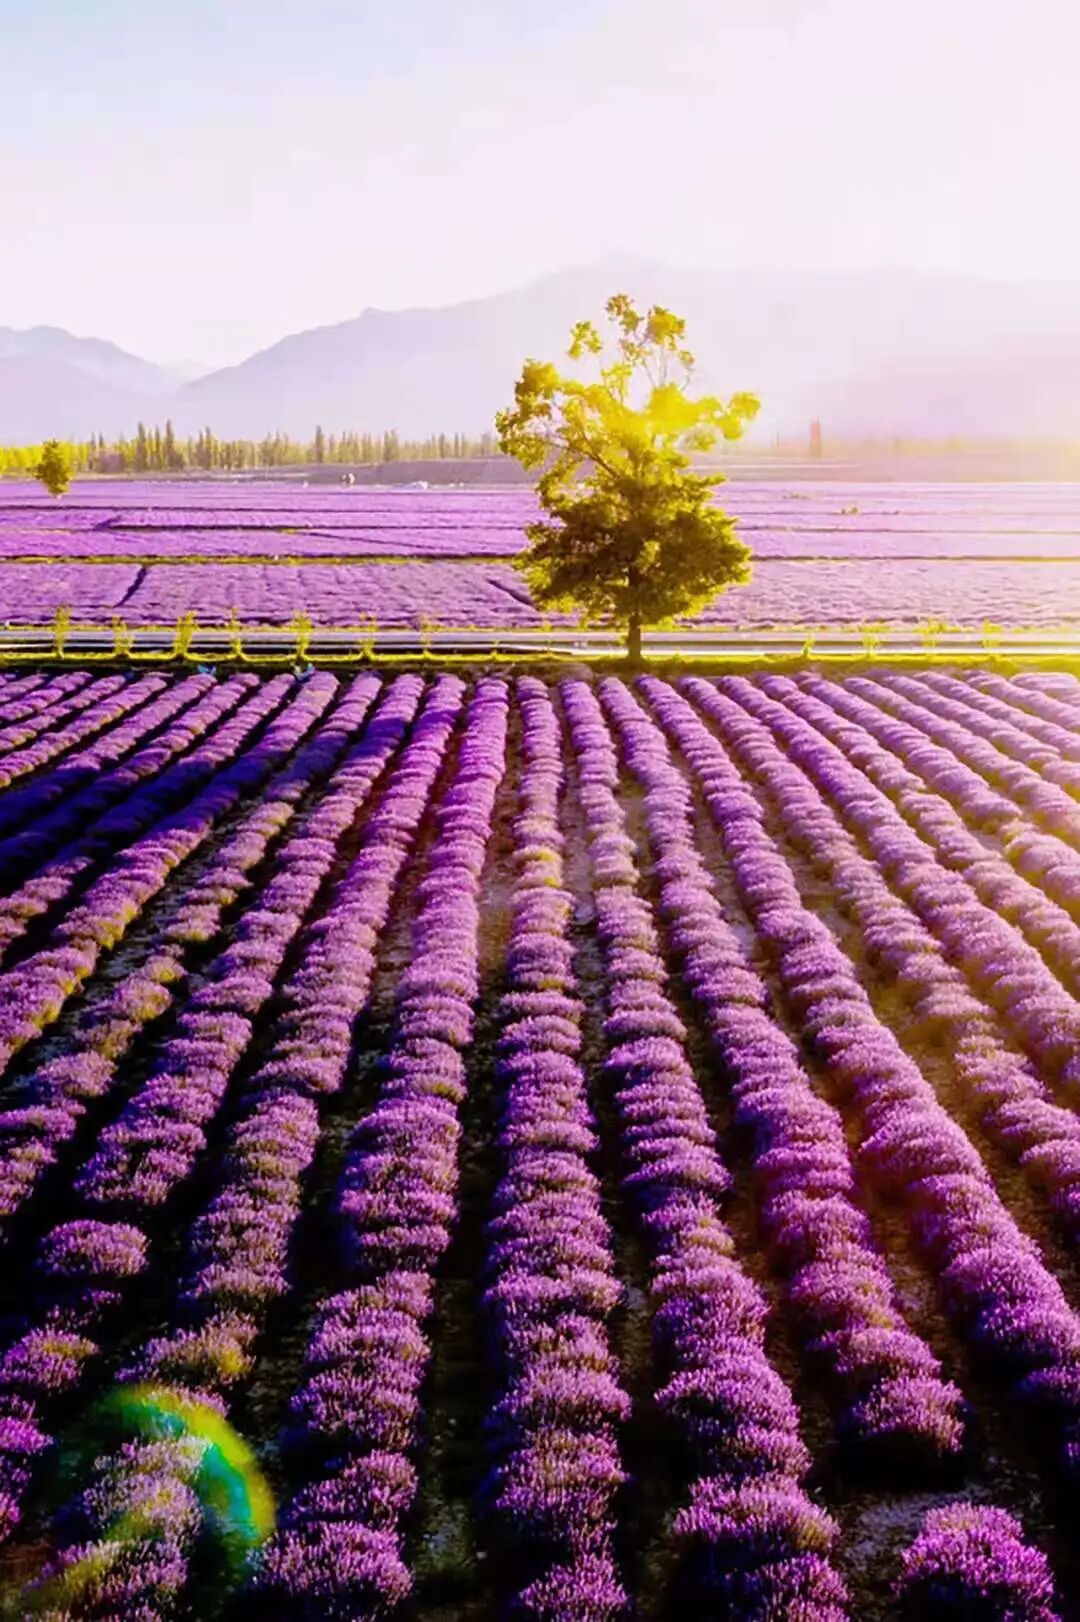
[16,1385,273,1615]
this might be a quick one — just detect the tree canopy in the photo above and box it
[34,439,71,497]
[495,293,760,659]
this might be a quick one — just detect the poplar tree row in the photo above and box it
[0,424,501,476]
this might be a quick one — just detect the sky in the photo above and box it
[1,0,1079,367]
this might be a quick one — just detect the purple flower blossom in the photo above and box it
[897,1503,1060,1620]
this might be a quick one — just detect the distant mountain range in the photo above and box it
[4,260,1080,443]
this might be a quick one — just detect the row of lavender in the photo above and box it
[3,479,1080,525]
[0,666,1076,1616]
[7,557,1080,627]
[7,523,1080,560]
[2,477,1080,626]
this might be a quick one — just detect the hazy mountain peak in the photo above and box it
[4,259,1080,443]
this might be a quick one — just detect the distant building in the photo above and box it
[809,419,823,459]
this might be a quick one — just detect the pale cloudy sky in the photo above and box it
[1,0,1078,365]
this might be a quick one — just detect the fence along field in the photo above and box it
[0,666,1079,1616]
[2,481,1080,638]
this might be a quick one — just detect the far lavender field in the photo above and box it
[1,478,1079,626]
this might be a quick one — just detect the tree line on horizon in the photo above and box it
[0,424,503,477]
[2,423,1068,481]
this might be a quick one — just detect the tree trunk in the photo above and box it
[626,614,643,666]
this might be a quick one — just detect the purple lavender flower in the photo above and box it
[897,1503,1060,1620]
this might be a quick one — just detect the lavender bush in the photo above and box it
[0,665,1076,1616]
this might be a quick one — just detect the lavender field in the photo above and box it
[0,664,1079,1616]
[2,480,1080,628]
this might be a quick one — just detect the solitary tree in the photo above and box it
[34,439,71,497]
[496,294,759,661]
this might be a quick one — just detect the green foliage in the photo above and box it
[0,425,1053,484]
[288,611,314,661]
[225,609,244,660]
[356,613,378,660]
[418,613,438,656]
[859,621,888,656]
[51,604,72,656]
[173,611,199,659]
[162,419,184,473]
[918,617,953,652]
[495,293,759,659]
[110,615,134,657]
[0,426,503,480]
[34,439,71,496]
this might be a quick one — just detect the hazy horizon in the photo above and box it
[3,0,1078,368]
[14,255,1080,374]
